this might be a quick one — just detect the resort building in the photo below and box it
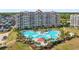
[15,10,60,29]
[0,15,15,32]
[70,14,79,27]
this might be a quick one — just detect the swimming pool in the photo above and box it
[21,30,60,42]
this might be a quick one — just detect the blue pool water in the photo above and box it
[21,30,60,42]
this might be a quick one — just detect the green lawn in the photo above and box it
[7,29,18,41]
[52,38,79,50]
[64,27,79,35]
[51,27,79,50]
[0,32,7,34]
[7,42,32,50]
[6,29,32,50]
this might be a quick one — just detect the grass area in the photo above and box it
[52,38,79,50]
[7,29,18,41]
[7,42,32,50]
[0,32,4,34]
[51,27,79,50]
[5,29,32,50]
[64,27,79,35]
[0,32,8,34]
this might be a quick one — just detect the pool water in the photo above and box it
[21,30,60,42]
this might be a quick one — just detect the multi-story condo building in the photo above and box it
[70,14,79,27]
[15,10,60,29]
[0,15,15,31]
